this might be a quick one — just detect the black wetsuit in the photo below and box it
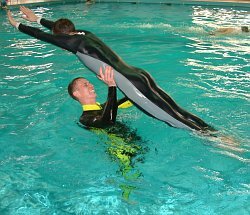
[18,18,215,132]
[80,86,130,129]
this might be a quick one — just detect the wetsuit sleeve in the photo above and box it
[101,86,118,123]
[18,23,80,54]
[79,87,118,128]
[40,18,54,30]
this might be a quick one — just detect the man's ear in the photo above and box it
[73,91,80,98]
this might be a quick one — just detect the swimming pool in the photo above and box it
[1,1,249,214]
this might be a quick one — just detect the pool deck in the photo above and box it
[5,0,250,6]
[7,0,58,5]
[193,0,250,3]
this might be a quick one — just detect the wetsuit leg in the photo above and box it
[139,71,213,131]
[156,87,213,130]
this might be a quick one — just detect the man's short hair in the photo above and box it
[241,26,249,33]
[68,77,83,101]
[52,18,76,34]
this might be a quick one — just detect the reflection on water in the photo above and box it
[192,6,250,28]
[176,6,249,104]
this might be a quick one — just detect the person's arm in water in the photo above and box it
[7,10,80,53]
[20,6,54,30]
[80,67,118,128]
[117,97,131,107]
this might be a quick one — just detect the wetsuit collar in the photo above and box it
[69,32,85,35]
[82,102,102,111]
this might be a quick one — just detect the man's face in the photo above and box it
[75,78,96,100]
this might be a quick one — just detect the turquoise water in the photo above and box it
[1,2,250,214]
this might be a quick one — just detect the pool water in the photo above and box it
[1,2,249,214]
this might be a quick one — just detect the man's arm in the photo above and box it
[98,66,118,123]
[20,6,54,30]
[101,86,118,123]
[18,24,79,53]
[7,10,80,54]
[117,97,133,108]
[40,18,54,30]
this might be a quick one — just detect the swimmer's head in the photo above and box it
[52,18,76,35]
[68,77,83,101]
[241,26,249,33]
[68,77,96,104]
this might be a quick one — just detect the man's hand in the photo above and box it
[20,6,39,22]
[7,10,18,27]
[98,66,116,87]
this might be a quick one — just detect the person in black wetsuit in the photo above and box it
[7,6,215,132]
[68,65,148,200]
